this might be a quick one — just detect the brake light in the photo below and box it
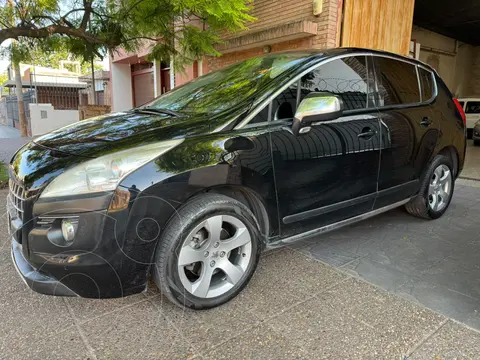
[453,98,466,125]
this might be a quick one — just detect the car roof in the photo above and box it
[276,47,436,73]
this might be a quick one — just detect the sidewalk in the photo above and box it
[0,125,30,163]
[1,189,480,359]
[0,124,21,138]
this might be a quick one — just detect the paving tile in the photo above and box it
[203,324,309,360]
[3,326,89,360]
[267,300,383,359]
[410,321,480,360]
[150,251,312,352]
[341,255,413,292]
[150,293,259,353]
[268,277,445,359]
[0,291,73,355]
[82,300,197,360]
[299,241,362,267]
[0,251,28,294]
[262,248,347,296]
[416,250,480,301]
[322,278,445,338]
[396,278,480,331]
[231,250,307,320]
[361,231,458,277]
[66,293,150,323]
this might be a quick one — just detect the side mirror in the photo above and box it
[292,93,344,135]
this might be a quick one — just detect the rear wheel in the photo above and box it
[153,194,261,309]
[405,155,454,219]
[474,140,480,146]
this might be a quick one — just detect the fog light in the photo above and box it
[61,219,76,242]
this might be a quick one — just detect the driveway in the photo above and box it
[2,185,480,359]
[2,142,480,359]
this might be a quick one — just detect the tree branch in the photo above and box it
[80,0,92,30]
[123,36,159,42]
[0,25,116,46]
[61,8,85,21]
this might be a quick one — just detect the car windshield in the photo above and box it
[143,53,311,115]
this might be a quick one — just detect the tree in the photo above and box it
[11,41,103,74]
[1,0,255,136]
[0,71,7,95]
[0,0,256,69]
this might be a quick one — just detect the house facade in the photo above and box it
[110,0,480,112]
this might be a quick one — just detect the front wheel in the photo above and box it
[405,155,454,219]
[152,194,261,309]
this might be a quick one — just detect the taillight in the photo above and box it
[453,98,466,126]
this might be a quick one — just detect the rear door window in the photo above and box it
[419,68,434,101]
[373,56,420,106]
[465,101,480,114]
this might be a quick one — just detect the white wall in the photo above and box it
[30,104,79,136]
[111,62,133,112]
[411,26,474,97]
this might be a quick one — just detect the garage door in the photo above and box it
[133,72,155,107]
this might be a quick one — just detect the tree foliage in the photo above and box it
[0,0,256,68]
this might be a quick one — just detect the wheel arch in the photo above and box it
[199,185,272,244]
[438,145,459,177]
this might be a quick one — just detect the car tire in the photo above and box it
[405,154,455,220]
[467,129,473,139]
[474,140,480,146]
[152,193,262,309]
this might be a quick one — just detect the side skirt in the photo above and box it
[266,198,411,250]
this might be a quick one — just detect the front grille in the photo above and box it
[8,179,26,221]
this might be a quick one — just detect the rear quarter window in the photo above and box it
[374,57,420,106]
[419,68,434,101]
[465,102,480,114]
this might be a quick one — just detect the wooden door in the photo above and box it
[341,0,415,56]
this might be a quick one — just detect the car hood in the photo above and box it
[32,111,214,158]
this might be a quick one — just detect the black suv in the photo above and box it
[7,48,466,309]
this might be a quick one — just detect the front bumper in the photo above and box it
[11,238,78,296]
[473,128,480,140]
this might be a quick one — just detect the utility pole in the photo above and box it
[8,0,28,136]
[91,56,96,105]
[89,16,96,105]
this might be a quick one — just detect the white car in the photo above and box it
[458,98,480,138]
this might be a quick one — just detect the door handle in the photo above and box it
[358,128,375,139]
[420,117,432,127]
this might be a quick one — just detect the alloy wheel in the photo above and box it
[177,215,252,298]
[428,164,452,212]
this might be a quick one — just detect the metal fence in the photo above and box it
[0,91,35,128]
[29,73,88,110]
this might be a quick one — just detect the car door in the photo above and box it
[268,55,382,238]
[372,56,440,208]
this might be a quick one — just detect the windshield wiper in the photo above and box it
[132,107,182,117]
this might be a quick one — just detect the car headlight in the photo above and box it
[39,139,183,199]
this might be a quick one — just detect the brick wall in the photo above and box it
[208,0,339,70]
